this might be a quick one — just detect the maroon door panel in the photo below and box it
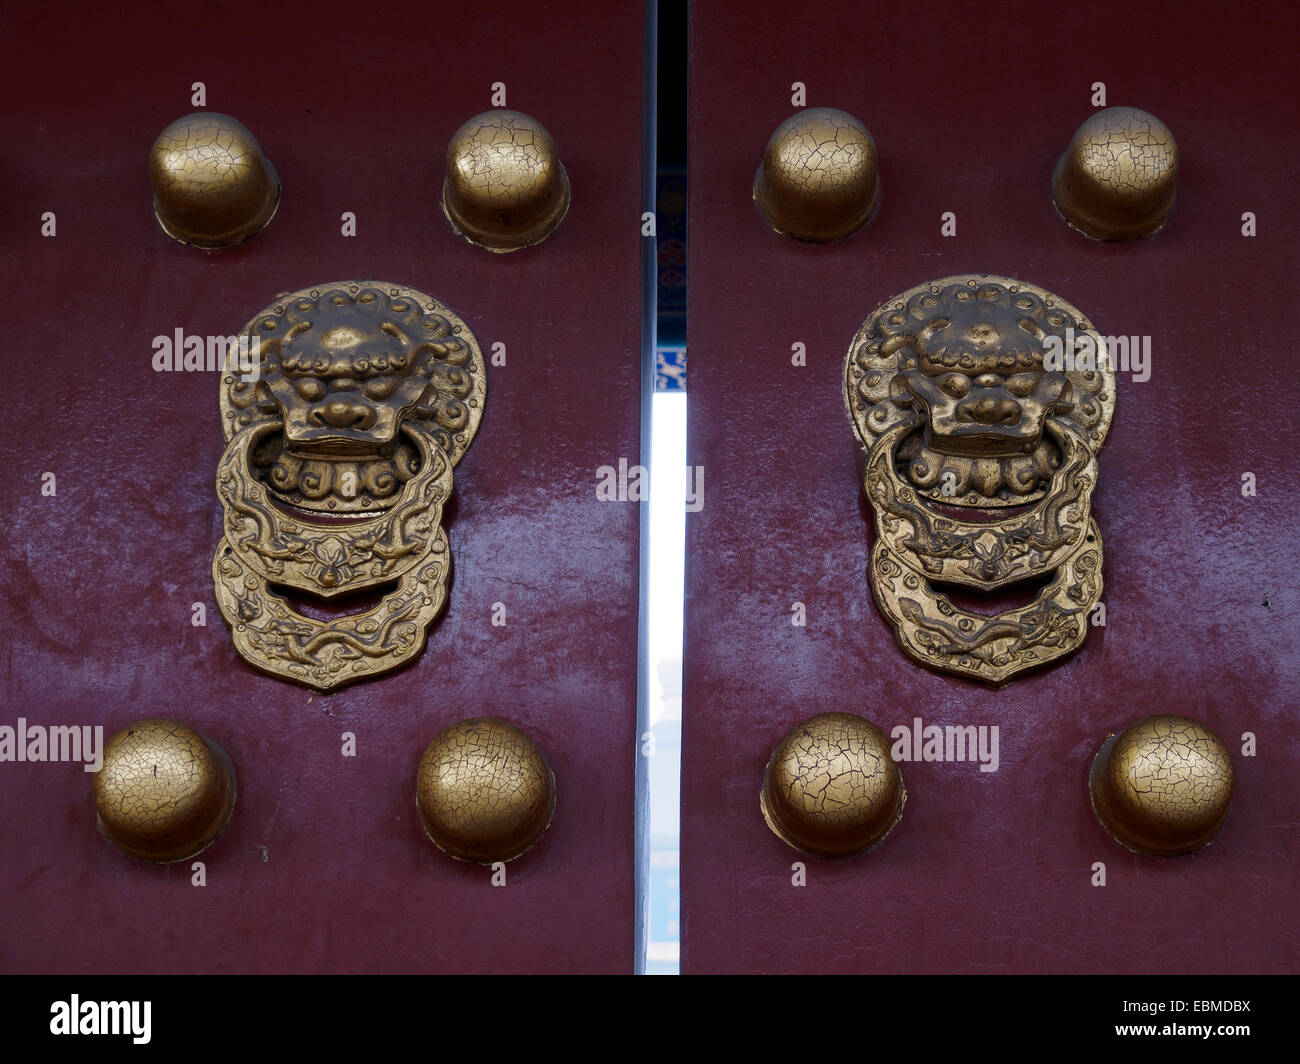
[683,0,1299,973]
[0,2,643,974]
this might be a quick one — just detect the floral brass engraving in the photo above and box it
[845,275,1115,684]
[213,282,485,690]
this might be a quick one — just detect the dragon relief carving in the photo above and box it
[845,276,1115,684]
[213,282,485,690]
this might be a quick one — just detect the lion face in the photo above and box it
[895,311,1073,460]
[221,284,485,514]
[892,296,1075,463]
[263,305,436,459]
[849,278,1113,507]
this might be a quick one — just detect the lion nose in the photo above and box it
[310,401,376,431]
[956,397,1022,426]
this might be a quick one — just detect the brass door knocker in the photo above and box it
[212,282,486,690]
[845,275,1115,684]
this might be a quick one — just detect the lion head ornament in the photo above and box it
[213,282,486,690]
[845,275,1115,684]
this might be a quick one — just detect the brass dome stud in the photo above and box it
[92,719,237,863]
[1052,106,1178,241]
[442,110,571,252]
[416,718,556,863]
[149,112,280,249]
[753,107,880,242]
[761,712,905,858]
[1089,714,1234,856]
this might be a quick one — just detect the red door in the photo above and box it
[682,0,1300,974]
[0,1,645,974]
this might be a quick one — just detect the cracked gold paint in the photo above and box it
[442,110,570,251]
[1090,715,1234,856]
[1052,107,1178,240]
[753,107,879,242]
[761,713,904,859]
[92,719,236,863]
[417,718,556,864]
[149,112,280,248]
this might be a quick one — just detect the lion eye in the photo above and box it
[1006,373,1039,397]
[362,376,400,401]
[296,378,326,401]
[939,373,970,398]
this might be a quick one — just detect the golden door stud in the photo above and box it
[416,718,556,864]
[442,110,571,252]
[149,112,280,248]
[753,107,880,242]
[92,719,237,863]
[761,712,905,858]
[1052,106,1178,240]
[1090,714,1234,856]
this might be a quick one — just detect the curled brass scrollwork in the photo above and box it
[845,275,1115,684]
[213,281,486,690]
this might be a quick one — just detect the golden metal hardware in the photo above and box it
[212,281,486,690]
[1089,715,1233,856]
[1052,106,1178,241]
[753,107,880,242]
[442,110,570,252]
[149,112,280,249]
[416,718,557,864]
[845,275,1115,684]
[93,719,237,863]
[760,713,905,859]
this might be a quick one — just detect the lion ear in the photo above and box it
[402,331,485,467]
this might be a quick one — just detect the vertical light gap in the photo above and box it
[633,0,659,975]
[644,388,685,974]
[639,0,689,975]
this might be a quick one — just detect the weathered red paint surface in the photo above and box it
[0,2,643,974]
[683,0,1300,973]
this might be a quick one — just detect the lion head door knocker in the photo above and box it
[844,275,1115,685]
[212,282,486,690]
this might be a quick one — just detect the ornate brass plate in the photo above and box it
[844,275,1115,684]
[213,282,486,690]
